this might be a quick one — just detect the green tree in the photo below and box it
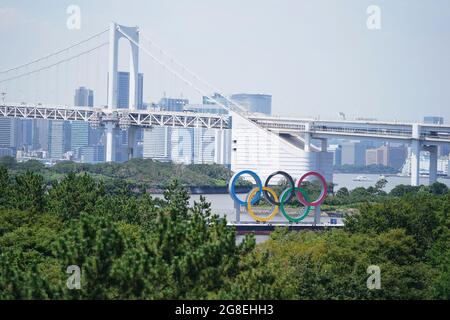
[0,156,16,169]
[0,166,12,208]
[14,171,46,213]
[336,187,350,198]
[429,182,449,195]
[259,228,433,299]
[47,173,105,220]
[375,178,388,192]
[390,184,421,197]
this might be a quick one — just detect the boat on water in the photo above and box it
[353,175,372,182]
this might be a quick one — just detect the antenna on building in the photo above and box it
[339,112,346,120]
[1,92,6,105]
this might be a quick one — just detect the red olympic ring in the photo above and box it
[295,171,328,207]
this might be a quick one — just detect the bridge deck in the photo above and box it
[0,104,231,130]
[2,103,450,143]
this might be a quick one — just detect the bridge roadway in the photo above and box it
[3,103,450,143]
[0,103,231,130]
[249,115,450,144]
[247,115,450,187]
[2,103,450,186]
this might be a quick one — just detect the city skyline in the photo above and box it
[1,1,450,122]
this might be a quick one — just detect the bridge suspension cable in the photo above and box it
[138,30,248,115]
[0,29,108,75]
[0,42,108,84]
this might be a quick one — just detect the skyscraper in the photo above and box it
[33,119,49,151]
[117,71,144,109]
[229,93,272,115]
[71,122,89,150]
[193,128,216,164]
[74,87,94,107]
[202,93,229,109]
[159,97,189,112]
[143,127,171,161]
[170,128,194,164]
[48,120,71,159]
[365,145,408,169]
[0,118,15,148]
[72,87,94,159]
[424,116,444,125]
[328,144,342,166]
[341,141,369,166]
[15,119,34,150]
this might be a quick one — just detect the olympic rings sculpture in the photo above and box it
[228,170,328,222]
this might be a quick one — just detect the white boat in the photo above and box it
[353,175,372,182]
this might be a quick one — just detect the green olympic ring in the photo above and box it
[279,187,313,222]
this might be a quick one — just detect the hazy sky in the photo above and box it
[1,0,450,122]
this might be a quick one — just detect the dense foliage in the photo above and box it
[0,164,449,299]
[0,156,234,190]
[324,180,448,207]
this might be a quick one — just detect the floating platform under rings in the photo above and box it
[228,221,345,235]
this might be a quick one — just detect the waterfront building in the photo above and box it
[365,145,407,169]
[230,93,272,115]
[143,127,171,162]
[328,144,342,166]
[341,141,369,166]
[159,97,189,112]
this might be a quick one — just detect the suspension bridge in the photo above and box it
[1,22,450,186]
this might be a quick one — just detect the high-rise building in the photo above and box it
[48,121,71,159]
[365,144,407,169]
[159,97,189,112]
[424,116,444,125]
[365,148,384,166]
[33,119,49,151]
[229,93,272,115]
[202,93,229,109]
[193,128,216,164]
[142,101,231,166]
[0,148,14,157]
[143,127,171,161]
[387,145,408,169]
[341,141,368,166]
[328,144,342,166]
[71,87,94,159]
[80,145,105,163]
[117,71,144,109]
[74,87,94,107]
[71,122,89,150]
[187,104,231,165]
[0,118,15,148]
[19,119,33,149]
[170,128,194,164]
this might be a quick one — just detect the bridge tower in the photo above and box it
[105,22,140,162]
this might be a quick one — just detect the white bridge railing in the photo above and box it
[0,104,231,130]
[250,116,450,142]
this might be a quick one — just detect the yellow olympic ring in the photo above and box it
[246,187,279,222]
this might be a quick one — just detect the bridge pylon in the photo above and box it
[105,22,140,162]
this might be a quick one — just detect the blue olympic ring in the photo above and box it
[228,170,263,206]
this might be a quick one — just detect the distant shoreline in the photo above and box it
[148,185,252,195]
